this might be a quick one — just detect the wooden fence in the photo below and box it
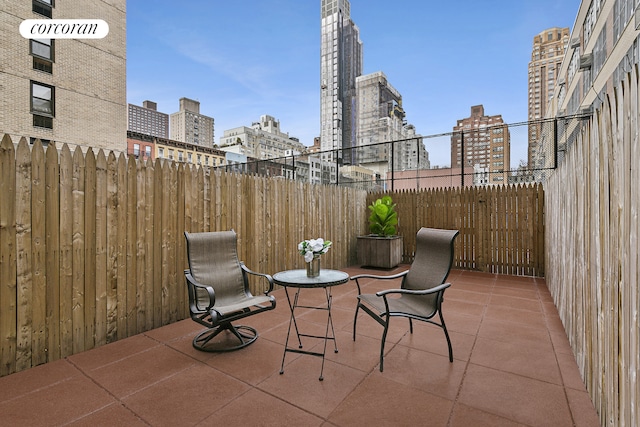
[545,69,640,426]
[0,133,546,378]
[0,135,369,377]
[371,183,545,277]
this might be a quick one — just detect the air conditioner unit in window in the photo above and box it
[579,54,592,70]
[570,37,580,49]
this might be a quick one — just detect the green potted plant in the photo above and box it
[368,195,398,236]
[357,195,403,268]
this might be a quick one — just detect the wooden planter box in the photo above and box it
[356,235,403,269]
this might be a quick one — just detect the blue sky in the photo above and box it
[126,0,580,167]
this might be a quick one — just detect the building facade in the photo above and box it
[355,71,429,179]
[169,97,214,148]
[127,100,169,138]
[542,0,640,181]
[219,115,306,160]
[320,0,362,163]
[451,105,511,185]
[0,0,127,153]
[527,27,570,168]
[126,131,154,161]
[127,132,226,168]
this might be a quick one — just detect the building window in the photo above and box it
[29,137,50,146]
[33,0,53,17]
[159,147,164,158]
[145,145,151,159]
[31,81,54,129]
[133,144,140,157]
[31,39,54,73]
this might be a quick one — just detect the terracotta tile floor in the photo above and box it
[0,267,601,426]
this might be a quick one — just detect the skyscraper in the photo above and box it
[169,98,214,148]
[128,101,169,138]
[320,0,362,164]
[451,105,510,186]
[356,71,429,175]
[527,27,569,167]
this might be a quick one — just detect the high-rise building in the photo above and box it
[355,71,429,177]
[169,97,214,148]
[127,101,169,138]
[451,105,510,186]
[527,27,569,167]
[0,0,126,153]
[320,0,362,164]
[219,114,306,159]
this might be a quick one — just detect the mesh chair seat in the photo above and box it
[358,293,438,320]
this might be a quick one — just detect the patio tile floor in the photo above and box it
[0,266,600,426]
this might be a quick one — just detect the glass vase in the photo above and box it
[306,257,320,278]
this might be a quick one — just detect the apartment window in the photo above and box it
[145,146,151,158]
[31,39,54,73]
[133,144,140,157]
[159,147,165,158]
[31,81,54,129]
[33,0,53,17]
[29,137,50,146]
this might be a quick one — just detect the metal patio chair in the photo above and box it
[184,230,276,352]
[351,227,459,371]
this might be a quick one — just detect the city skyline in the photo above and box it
[127,0,580,167]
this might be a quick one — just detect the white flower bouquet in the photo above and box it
[298,238,332,263]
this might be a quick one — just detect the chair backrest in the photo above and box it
[184,231,247,303]
[404,227,459,291]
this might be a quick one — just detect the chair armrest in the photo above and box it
[240,263,275,294]
[375,282,451,297]
[185,270,216,311]
[350,270,408,294]
[350,271,408,281]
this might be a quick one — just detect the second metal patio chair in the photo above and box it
[351,227,459,371]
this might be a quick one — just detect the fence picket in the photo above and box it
[45,142,60,362]
[30,141,46,367]
[94,151,108,347]
[0,135,16,372]
[84,150,97,348]
[71,147,85,354]
[15,139,31,372]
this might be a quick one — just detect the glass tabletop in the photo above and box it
[273,269,349,288]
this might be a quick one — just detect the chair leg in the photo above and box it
[379,317,390,372]
[439,311,453,362]
[353,303,361,341]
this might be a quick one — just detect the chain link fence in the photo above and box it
[216,114,591,190]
